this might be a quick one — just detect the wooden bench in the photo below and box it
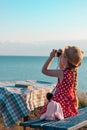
[20,107,87,130]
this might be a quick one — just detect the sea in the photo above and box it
[0,56,87,92]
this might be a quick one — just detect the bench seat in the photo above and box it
[20,107,87,130]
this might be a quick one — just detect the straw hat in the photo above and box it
[64,46,84,67]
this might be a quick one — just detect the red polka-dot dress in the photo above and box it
[39,69,78,118]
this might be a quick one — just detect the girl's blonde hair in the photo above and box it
[64,45,84,92]
[64,46,84,109]
[66,63,78,109]
[66,62,78,92]
[64,46,84,67]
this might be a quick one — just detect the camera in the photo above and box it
[46,92,53,101]
[55,49,62,57]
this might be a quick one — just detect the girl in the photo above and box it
[39,46,84,119]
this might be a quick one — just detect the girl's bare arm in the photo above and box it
[42,50,63,80]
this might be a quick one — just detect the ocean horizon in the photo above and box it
[0,56,87,92]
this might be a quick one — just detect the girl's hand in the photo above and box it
[50,49,57,58]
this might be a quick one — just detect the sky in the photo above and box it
[0,0,87,56]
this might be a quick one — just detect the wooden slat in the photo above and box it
[20,120,42,127]
[20,120,55,128]
[30,120,55,128]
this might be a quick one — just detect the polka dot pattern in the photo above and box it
[39,69,78,118]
